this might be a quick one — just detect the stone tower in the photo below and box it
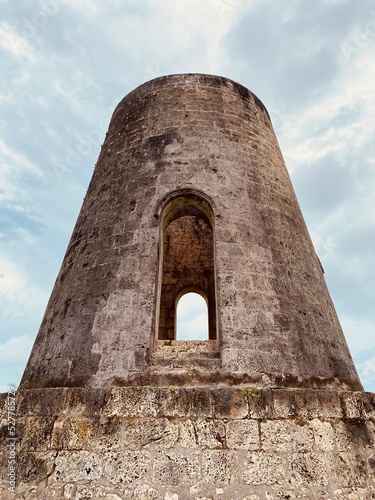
[2,75,374,499]
[20,74,361,392]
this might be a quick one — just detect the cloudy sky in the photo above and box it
[0,0,374,392]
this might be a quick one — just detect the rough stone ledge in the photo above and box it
[1,387,373,420]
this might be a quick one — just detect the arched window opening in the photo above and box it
[156,191,217,341]
[176,292,209,340]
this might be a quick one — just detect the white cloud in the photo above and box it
[211,0,262,19]
[52,78,89,117]
[13,69,32,85]
[0,335,34,365]
[306,161,375,265]
[109,0,244,77]
[0,335,34,391]
[0,139,43,178]
[65,0,101,16]
[177,313,209,341]
[0,139,44,205]
[340,316,375,358]
[276,47,375,173]
[0,256,48,318]
[358,355,375,393]
[0,22,36,62]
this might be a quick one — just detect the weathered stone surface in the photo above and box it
[163,493,178,500]
[212,388,248,419]
[51,417,93,451]
[179,419,224,449]
[261,420,314,452]
[158,388,213,418]
[51,451,103,482]
[334,420,375,452]
[310,419,336,451]
[132,484,159,500]
[18,417,55,451]
[244,452,285,485]
[226,420,259,450]
[104,451,151,484]
[288,453,328,487]
[201,450,238,484]
[153,452,201,485]
[327,452,371,488]
[103,388,159,418]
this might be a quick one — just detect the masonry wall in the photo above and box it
[1,388,374,499]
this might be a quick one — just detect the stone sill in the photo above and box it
[153,340,220,359]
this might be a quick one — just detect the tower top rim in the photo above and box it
[114,73,270,121]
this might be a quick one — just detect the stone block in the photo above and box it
[90,415,125,451]
[327,452,370,489]
[317,391,343,419]
[103,388,159,418]
[288,453,328,487]
[51,451,102,482]
[341,392,364,419]
[65,388,107,417]
[201,450,238,484]
[261,420,314,452]
[226,420,259,450]
[293,390,320,419]
[191,389,215,418]
[212,388,248,419]
[121,418,179,450]
[132,484,159,500]
[17,388,69,417]
[271,389,296,418]
[17,451,56,484]
[16,417,55,452]
[153,452,201,485]
[334,420,375,452]
[51,417,93,451]
[361,392,375,420]
[310,419,336,451]
[178,419,198,448]
[158,389,213,418]
[244,452,285,485]
[247,388,275,419]
[179,419,224,449]
[104,451,150,484]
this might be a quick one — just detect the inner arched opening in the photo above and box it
[176,292,209,340]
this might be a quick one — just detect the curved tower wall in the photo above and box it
[20,74,362,390]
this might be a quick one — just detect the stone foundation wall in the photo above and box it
[1,387,374,499]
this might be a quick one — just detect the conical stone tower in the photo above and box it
[20,74,361,392]
[2,75,374,499]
